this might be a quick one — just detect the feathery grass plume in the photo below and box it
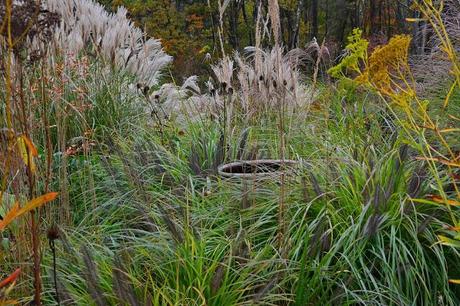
[254,4,263,74]
[238,46,315,113]
[149,75,204,122]
[159,45,317,123]
[306,38,331,85]
[212,56,234,93]
[56,277,76,305]
[80,245,108,306]
[42,0,172,86]
[112,255,140,306]
[146,35,317,124]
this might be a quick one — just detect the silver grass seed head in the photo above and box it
[43,0,171,87]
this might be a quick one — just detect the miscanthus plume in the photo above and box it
[40,0,172,87]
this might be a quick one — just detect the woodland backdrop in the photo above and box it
[99,0,426,77]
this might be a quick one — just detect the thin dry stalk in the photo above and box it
[267,0,281,46]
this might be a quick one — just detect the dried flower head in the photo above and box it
[0,0,60,54]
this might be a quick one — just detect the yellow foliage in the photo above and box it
[328,29,369,79]
[16,135,38,173]
[356,35,412,97]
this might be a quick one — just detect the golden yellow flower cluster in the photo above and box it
[356,35,412,97]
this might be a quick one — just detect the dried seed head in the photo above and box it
[47,224,60,241]
[143,85,150,96]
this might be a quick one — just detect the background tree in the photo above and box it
[101,0,416,79]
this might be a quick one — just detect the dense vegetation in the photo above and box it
[1,0,460,305]
[100,0,430,77]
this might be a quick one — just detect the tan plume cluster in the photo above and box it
[32,0,172,87]
[149,44,317,124]
[229,46,315,118]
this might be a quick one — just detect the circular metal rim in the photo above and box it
[217,159,298,179]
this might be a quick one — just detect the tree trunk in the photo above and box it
[228,1,240,49]
[325,0,329,37]
[395,1,405,32]
[335,0,348,44]
[280,7,289,46]
[386,0,391,40]
[241,0,253,45]
[352,0,359,29]
[253,0,261,46]
[420,22,428,54]
[311,0,318,40]
[369,0,376,35]
[291,0,304,48]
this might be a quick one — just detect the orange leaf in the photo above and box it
[0,268,20,289]
[449,279,460,284]
[426,194,460,206]
[0,202,20,231]
[0,193,58,230]
[16,192,58,216]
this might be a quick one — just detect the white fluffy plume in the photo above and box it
[42,0,172,86]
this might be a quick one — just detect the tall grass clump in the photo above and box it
[329,0,460,286]
[41,94,460,304]
[1,0,61,303]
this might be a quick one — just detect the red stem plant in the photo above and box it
[2,0,172,301]
[1,1,59,304]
